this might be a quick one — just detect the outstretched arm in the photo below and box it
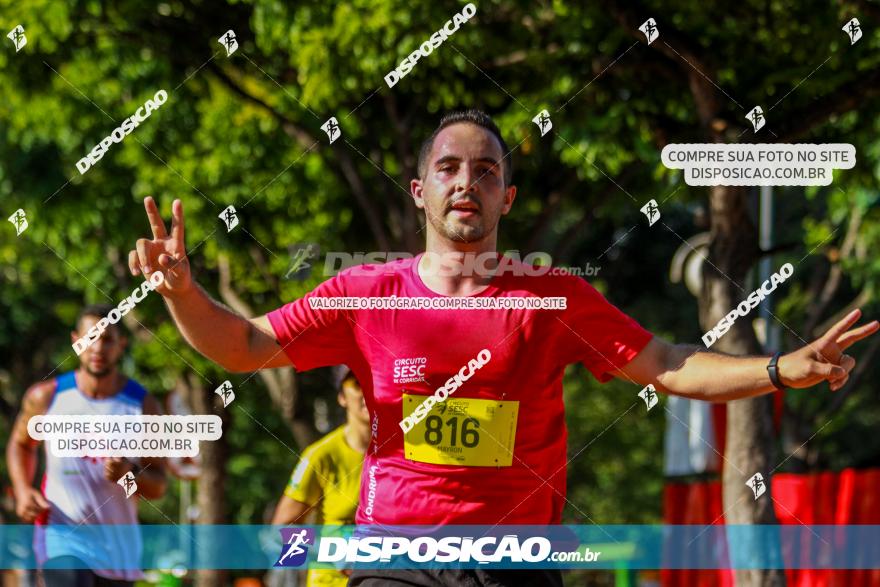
[127,197,290,372]
[616,309,879,401]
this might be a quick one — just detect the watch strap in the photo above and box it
[767,351,786,390]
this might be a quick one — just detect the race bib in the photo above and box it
[402,393,519,467]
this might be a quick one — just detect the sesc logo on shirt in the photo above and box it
[393,356,427,384]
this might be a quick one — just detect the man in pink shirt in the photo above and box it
[128,110,877,586]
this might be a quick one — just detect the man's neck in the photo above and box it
[420,232,499,296]
[343,420,370,454]
[77,368,124,399]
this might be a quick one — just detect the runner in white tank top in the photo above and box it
[37,370,146,581]
[6,305,168,586]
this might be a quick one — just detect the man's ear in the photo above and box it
[70,330,80,345]
[411,178,426,210]
[501,184,517,215]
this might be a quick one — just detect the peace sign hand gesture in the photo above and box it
[127,197,192,297]
[778,309,879,391]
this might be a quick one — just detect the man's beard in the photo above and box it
[431,210,492,243]
[85,364,113,378]
[441,221,484,243]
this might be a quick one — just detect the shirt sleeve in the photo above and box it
[558,277,654,383]
[283,451,322,506]
[267,273,358,372]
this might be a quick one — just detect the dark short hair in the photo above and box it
[417,109,513,185]
[76,303,122,334]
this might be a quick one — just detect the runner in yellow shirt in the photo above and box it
[272,366,368,586]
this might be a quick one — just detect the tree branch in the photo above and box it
[207,63,316,150]
[208,62,391,250]
[803,207,864,337]
[602,0,727,134]
[773,67,880,142]
[332,148,392,250]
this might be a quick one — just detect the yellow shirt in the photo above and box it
[284,426,363,587]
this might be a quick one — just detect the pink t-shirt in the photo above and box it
[268,254,653,525]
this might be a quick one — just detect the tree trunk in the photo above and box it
[183,374,230,587]
[702,185,785,586]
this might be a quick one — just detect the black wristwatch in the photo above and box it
[766,351,786,390]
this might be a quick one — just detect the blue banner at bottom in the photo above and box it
[1,525,879,570]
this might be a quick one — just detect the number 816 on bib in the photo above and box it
[402,394,519,467]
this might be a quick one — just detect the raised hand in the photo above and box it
[128,197,192,296]
[778,309,879,391]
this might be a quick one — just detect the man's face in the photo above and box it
[412,123,516,244]
[338,379,369,425]
[71,315,127,377]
